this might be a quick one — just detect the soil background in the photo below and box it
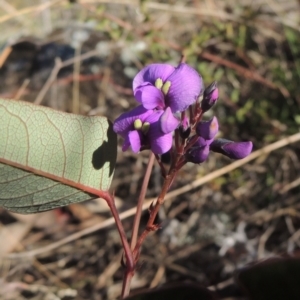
[0,1,300,299]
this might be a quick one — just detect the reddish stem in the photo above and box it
[119,102,205,296]
[133,166,178,259]
[130,152,155,250]
[102,192,134,298]
[131,105,204,260]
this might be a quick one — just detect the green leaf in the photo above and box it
[0,99,117,214]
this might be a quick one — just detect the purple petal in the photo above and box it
[122,135,131,151]
[201,81,218,112]
[194,136,207,147]
[134,85,165,110]
[144,110,163,125]
[159,107,179,134]
[196,116,219,140]
[222,141,253,159]
[145,110,173,154]
[206,138,215,146]
[128,130,142,153]
[165,63,203,112]
[186,144,210,164]
[150,132,173,154]
[113,106,153,138]
[211,88,218,101]
[210,139,253,159]
[192,136,213,147]
[133,64,175,90]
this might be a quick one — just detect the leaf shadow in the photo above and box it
[92,121,117,177]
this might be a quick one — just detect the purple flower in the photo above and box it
[133,63,203,113]
[201,81,218,112]
[210,139,253,159]
[186,116,218,164]
[113,106,178,154]
[186,137,210,164]
[196,116,219,141]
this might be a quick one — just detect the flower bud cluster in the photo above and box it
[186,115,252,163]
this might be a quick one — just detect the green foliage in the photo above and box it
[0,99,117,213]
[284,27,300,78]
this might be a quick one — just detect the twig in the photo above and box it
[150,265,165,288]
[34,58,62,105]
[40,0,53,34]
[208,277,235,292]
[139,254,202,280]
[280,177,300,194]
[129,112,196,265]
[0,0,30,25]
[257,225,276,259]
[200,51,290,98]
[14,79,30,100]
[58,73,132,95]
[100,192,134,299]
[0,46,12,68]
[98,67,111,109]
[144,1,300,32]
[249,206,300,224]
[34,48,120,105]
[5,132,300,259]
[133,167,178,259]
[130,152,155,250]
[288,228,300,252]
[0,0,62,23]
[72,45,82,114]
[32,259,68,288]
[133,1,239,22]
[97,250,123,289]
[122,152,155,297]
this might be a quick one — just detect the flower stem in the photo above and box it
[102,192,134,299]
[118,152,155,298]
[133,167,178,258]
[130,152,155,250]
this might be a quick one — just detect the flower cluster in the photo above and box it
[113,63,202,154]
[113,62,252,163]
[186,116,253,163]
